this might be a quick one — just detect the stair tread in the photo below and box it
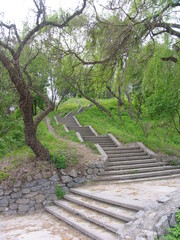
[54,199,124,233]
[107,159,157,166]
[101,165,178,175]
[98,168,180,181]
[105,162,165,170]
[104,150,143,154]
[107,156,150,161]
[107,153,148,157]
[70,189,146,211]
[46,206,117,240]
[64,193,136,221]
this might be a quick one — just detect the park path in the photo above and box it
[45,107,180,240]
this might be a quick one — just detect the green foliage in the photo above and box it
[168,160,179,166]
[56,184,65,199]
[50,153,68,169]
[0,170,9,182]
[161,210,180,240]
[0,112,25,158]
[70,98,180,157]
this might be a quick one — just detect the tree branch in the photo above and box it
[14,0,87,60]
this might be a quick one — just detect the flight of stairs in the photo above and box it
[46,188,145,240]
[47,107,180,239]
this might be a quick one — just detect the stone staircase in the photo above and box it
[97,145,180,181]
[47,106,180,239]
[46,188,145,240]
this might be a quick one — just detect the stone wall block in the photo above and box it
[49,174,60,182]
[4,190,12,195]
[16,199,30,205]
[61,176,72,184]
[35,194,45,204]
[87,169,93,175]
[0,198,9,207]
[69,169,78,178]
[11,191,22,199]
[9,204,18,210]
[18,205,30,212]
[0,190,4,196]
[23,180,37,188]
[33,173,42,180]
[24,192,38,199]
[31,185,42,192]
[13,188,21,193]
[155,216,169,237]
[37,178,49,185]
[22,188,30,194]
[14,180,22,188]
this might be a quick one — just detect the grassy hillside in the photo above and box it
[1,96,179,182]
[57,98,180,157]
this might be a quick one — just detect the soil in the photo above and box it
[45,117,100,173]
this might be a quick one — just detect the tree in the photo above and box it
[0,0,87,160]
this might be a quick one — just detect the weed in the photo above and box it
[160,210,180,240]
[50,153,68,169]
[0,170,9,182]
[56,184,65,199]
[168,160,179,166]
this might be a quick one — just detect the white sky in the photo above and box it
[0,0,83,28]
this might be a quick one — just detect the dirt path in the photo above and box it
[45,118,100,166]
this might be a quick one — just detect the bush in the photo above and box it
[50,153,68,169]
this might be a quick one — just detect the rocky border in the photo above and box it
[0,159,104,215]
[117,189,180,240]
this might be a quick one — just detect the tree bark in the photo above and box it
[125,91,134,119]
[0,51,52,160]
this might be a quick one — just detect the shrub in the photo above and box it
[50,153,68,169]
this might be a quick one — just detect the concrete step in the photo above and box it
[54,200,124,233]
[64,194,135,222]
[103,146,140,151]
[82,138,113,142]
[106,159,157,166]
[108,155,150,161]
[46,206,117,240]
[104,149,144,154]
[82,136,109,140]
[68,126,90,130]
[97,168,180,181]
[105,162,165,171]
[101,165,177,176]
[70,189,146,211]
[107,152,148,158]
[100,143,117,146]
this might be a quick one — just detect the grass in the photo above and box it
[0,120,79,183]
[55,98,90,117]
[72,98,180,157]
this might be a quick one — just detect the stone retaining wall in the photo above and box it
[0,161,104,215]
[60,161,104,192]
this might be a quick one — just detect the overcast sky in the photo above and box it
[0,0,83,28]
